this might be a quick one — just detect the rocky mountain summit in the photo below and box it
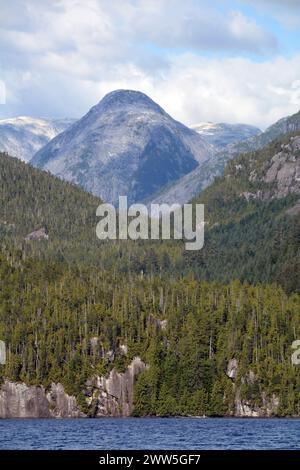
[31,90,213,204]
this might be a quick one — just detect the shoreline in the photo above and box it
[1,415,300,420]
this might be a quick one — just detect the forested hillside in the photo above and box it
[2,136,300,292]
[1,135,300,416]
[1,251,300,416]
[0,151,102,261]
[184,132,300,293]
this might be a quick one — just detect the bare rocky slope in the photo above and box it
[31,90,213,204]
[0,357,280,418]
[153,109,300,205]
[0,357,146,418]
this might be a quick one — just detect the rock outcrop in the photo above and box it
[85,357,147,417]
[226,358,238,380]
[46,383,85,418]
[234,389,279,417]
[0,357,147,418]
[226,359,279,417]
[25,227,49,241]
[0,381,83,418]
[0,381,51,418]
[263,136,300,198]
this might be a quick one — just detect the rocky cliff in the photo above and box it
[226,359,279,417]
[85,356,147,417]
[0,357,146,418]
[0,381,83,418]
[154,110,300,206]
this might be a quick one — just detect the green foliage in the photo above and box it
[1,141,300,416]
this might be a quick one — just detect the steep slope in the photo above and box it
[183,131,300,293]
[0,116,75,162]
[31,90,213,204]
[0,151,102,263]
[227,109,300,155]
[1,146,300,418]
[154,109,300,205]
[191,122,261,149]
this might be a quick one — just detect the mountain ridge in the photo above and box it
[31,90,214,204]
[153,109,300,205]
[0,116,75,162]
[191,121,261,148]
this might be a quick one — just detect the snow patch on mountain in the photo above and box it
[0,116,75,162]
[191,122,261,149]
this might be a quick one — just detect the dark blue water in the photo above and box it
[0,418,300,450]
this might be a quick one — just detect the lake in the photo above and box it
[0,417,300,450]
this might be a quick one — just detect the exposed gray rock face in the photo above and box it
[0,381,83,418]
[0,117,75,162]
[46,383,84,418]
[234,389,279,417]
[0,381,51,418]
[238,135,300,202]
[25,227,49,241]
[226,359,279,417]
[226,359,238,380]
[31,90,213,204]
[0,357,146,418]
[155,110,300,206]
[149,152,225,206]
[85,357,147,417]
[263,136,300,198]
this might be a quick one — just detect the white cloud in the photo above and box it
[152,54,300,129]
[0,0,298,128]
[57,53,300,130]
[129,1,277,54]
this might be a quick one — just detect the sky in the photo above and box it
[1,0,300,129]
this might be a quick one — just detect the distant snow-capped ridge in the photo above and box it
[190,122,261,149]
[0,116,75,162]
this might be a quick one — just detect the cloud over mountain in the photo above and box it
[0,0,299,128]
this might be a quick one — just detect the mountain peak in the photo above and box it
[93,89,165,115]
[32,90,212,204]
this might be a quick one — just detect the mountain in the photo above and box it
[1,152,300,419]
[0,151,103,264]
[197,132,300,225]
[0,116,75,162]
[191,122,261,149]
[183,130,300,294]
[226,109,300,155]
[31,90,213,204]
[153,109,300,205]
